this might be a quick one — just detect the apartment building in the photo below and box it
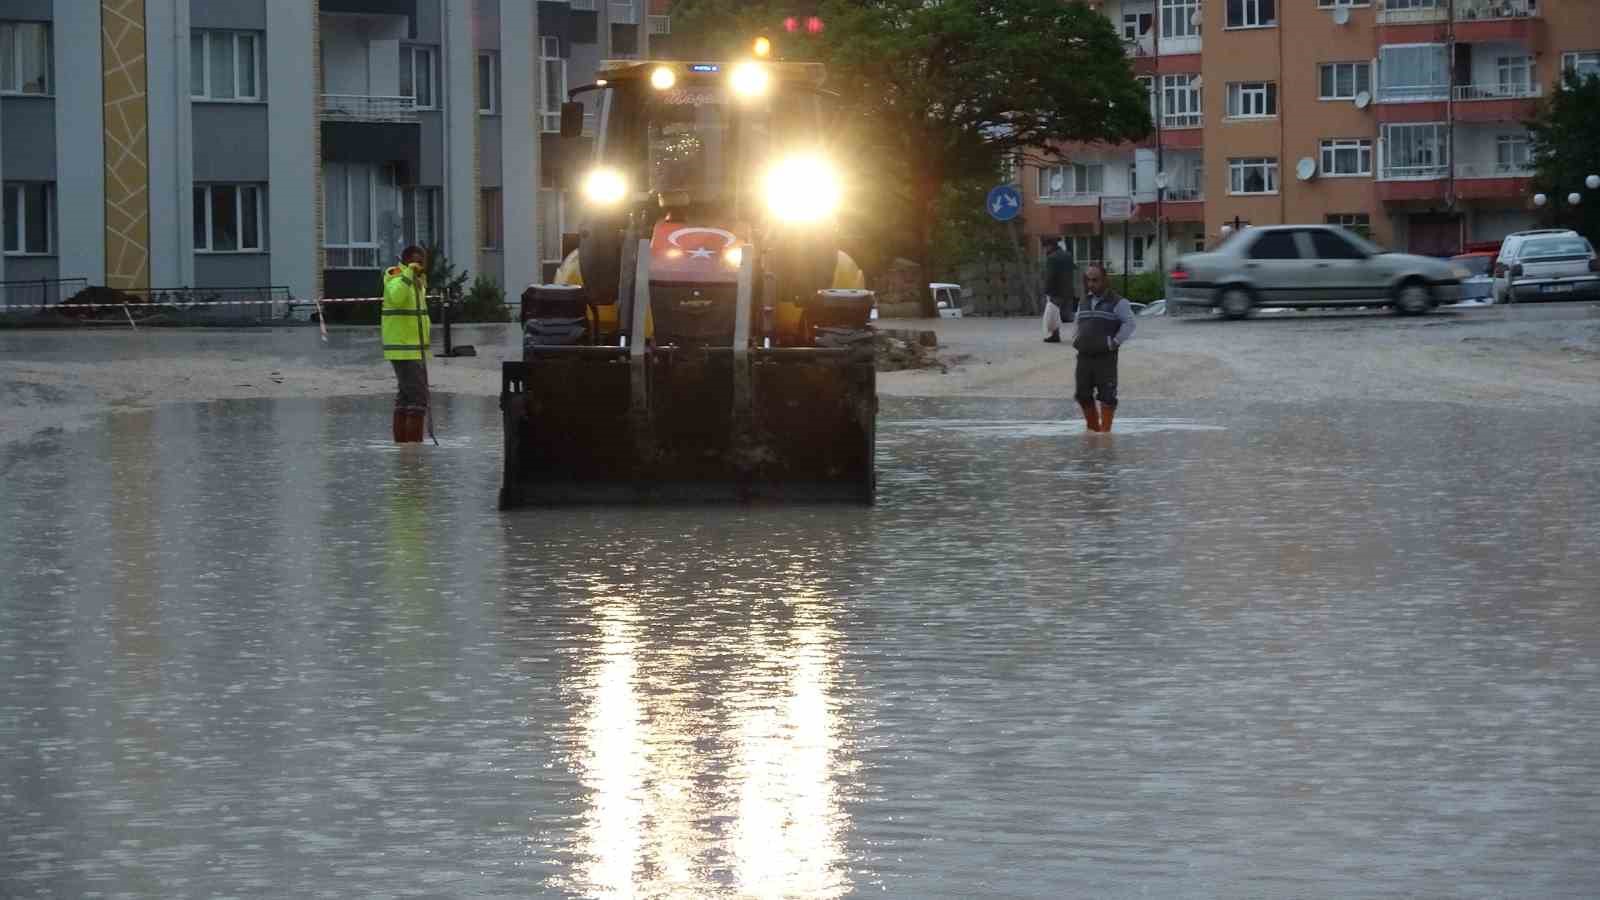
[1021,0,1600,270]
[0,0,663,302]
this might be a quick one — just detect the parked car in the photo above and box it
[1491,231,1600,303]
[1167,225,1465,319]
[1449,251,1497,303]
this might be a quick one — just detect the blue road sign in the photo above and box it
[987,185,1022,222]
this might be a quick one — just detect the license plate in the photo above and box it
[1541,284,1575,293]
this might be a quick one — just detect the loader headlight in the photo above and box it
[764,154,842,223]
[581,167,628,206]
[731,62,770,97]
[650,66,677,90]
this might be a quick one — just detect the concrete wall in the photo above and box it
[193,103,271,182]
[442,0,477,267]
[418,110,445,185]
[56,4,106,285]
[267,0,317,298]
[190,0,265,31]
[195,252,271,287]
[499,0,539,295]
[415,0,442,43]
[478,115,502,186]
[0,0,51,20]
[5,254,59,283]
[2,98,56,180]
[146,0,195,289]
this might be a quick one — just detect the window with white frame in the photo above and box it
[1000,152,1020,186]
[1565,51,1600,80]
[610,1,639,25]
[1385,0,1440,8]
[400,46,436,108]
[1160,0,1201,40]
[541,37,565,133]
[1496,55,1533,94]
[1326,213,1372,237]
[477,51,500,114]
[1496,134,1531,172]
[192,184,263,252]
[400,187,440,253]
[1320,139,1373,176]
[0,22,51,95]
[2,182,52,255]
[1131,233,1155,269]
[323,163,381,268]
[1226,81,1277,118]
[1226,0,1276,29]
[1161,74,1202,128]
[1317,0,1369,7]
[1379,44,1449,101]
[1381,123,1449,176]
[190,31,259,101]
[1228,158,1279,194]
[1319,62,1372,100]
[1038,164,1104,200]
[1123,12,1153,40]
[481,189,502,250]
[571,0,597,9]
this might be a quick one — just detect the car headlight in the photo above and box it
[764,154,842,224]
[581,168,628,206]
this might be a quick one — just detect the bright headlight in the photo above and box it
[764,155,842,223]
[650,66,676,90]
[581,168,628,206]
[731,62,770,97]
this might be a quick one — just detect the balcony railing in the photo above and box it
[324,246,382,269]
[1124,35,1155,58]
[321,94,419,123]
[1376,0,1447,25]
[1163,187,1204,202]
[1454,161,1535,178]
[1453,82,1542,101]
[1038,192,1105,206]
[1162,113,1203,129]
[1380,162,1450,180]
[1455,0,1539,21]
[610,1,638,24]
[647,14,671,35]
[1378,83,1450,103]
[1159,34,1202,56]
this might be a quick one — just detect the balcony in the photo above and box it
[1376,0,1447,26]
[1456,0,1542,41]
[1161,34,1201,56]
[647,14,670,35]
[322,94,419,123]
[1125,35,1155,59]
[1455,0,1538,22]
[1453,82,1540,102]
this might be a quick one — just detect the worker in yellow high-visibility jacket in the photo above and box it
[382,245,430,443]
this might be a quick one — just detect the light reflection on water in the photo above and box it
[4,393,1600,898]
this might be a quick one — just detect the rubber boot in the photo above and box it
[392,409,406,443]
[404,410,427,443]
[1077,400,1101,433]
[1099,404,1116,433]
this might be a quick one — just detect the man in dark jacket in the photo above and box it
[1071,263,1136,433]
[1042,240,1075,342]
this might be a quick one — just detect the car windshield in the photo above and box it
[1521,237,1592,259]
[1451,255,1492,276]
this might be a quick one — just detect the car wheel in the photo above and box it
[1393,280,1431,315]
[1218,287,1254,320]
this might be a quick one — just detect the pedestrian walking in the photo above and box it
[383,245,431,443]
[1071,263,1135,433]
[1041,239,1075,343]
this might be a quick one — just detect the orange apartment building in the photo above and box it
[1020,0,1600,272]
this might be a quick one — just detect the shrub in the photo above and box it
[457,274,510,323]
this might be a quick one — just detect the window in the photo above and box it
[1309,228,1366,259]
[1248,230,1301,260]
[1565,51,1600,80]
[0,22,51,95]
[400,187,439,252]
[400,46,436,108]
[1226,0,1276,28]
[477,51,500,114]
[324,163,380,268]
[1385,0,1440,8]
[1137,75,1156,120]
[2,182,53,255]
[1317,0,1369,6]
[1319,62,1372,100]
[1381,123,1448,176]
[1320,139,1373,176]
[1229,157,1279,194]
[1131,234,1154,269]
[1496,134,1530,172]
[190,31,259,101]
[480,189,502,250]
[192,185,263,253]
[1161,74,1202,128]
[1226,82,1278,118]
[1038,164,1105,200]
[610,0,639,25]
[1122,12,1153,40]
[1160,0,1201,40]
[1379,44,1449,101]
[1325,214,1370,238]
[571,0,597,9]
[1496,55,1533,95]
[540,37,565,133]
[1071,235,1103,264]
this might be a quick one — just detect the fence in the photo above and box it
[0,277,89,311]
[0,284,297,328]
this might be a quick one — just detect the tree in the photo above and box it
[1527,70,1600,242]
[667,0,1152,266]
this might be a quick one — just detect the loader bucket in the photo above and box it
[499,344,875,507]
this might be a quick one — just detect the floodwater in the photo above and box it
[4,381,1600,897]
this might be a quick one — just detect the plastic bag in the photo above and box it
[1042,297,1062,336]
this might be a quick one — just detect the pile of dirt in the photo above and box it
[875,329,949,373]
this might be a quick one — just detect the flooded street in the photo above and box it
[5,347,1600,896]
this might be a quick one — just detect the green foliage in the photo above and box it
[1527,71,1600,244]
[1114,271,1165,304]
[422,244,471,299]
[457,274,511,323]
[928,177,1016,281]
[669,0,1152,266]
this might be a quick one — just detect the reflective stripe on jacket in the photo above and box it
[381,264,430,361]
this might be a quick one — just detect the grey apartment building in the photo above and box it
[0,0,668,303]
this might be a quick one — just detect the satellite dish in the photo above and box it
[1190,11,1202,26]
[1332,7,1351,25]
[1296,158,1318,181]
[1191,75,1203,90]
[1155,171,1171,190]
[1354,91,1372,109]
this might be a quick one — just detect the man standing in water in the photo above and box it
[382,245,430,443]
[1072,263,1135,433]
